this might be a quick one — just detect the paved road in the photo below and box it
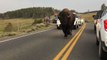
[0,23,103,60]
[0,26,78,60]
[68,23,100,60]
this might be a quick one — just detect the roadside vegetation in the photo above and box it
[0,7,58,38]
[0,18,54,38]
[80,13,96,22]
[0,13,97,38]
[0,7,59,19]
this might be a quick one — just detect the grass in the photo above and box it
[0,18,34,31]
[0,18,53,38]
[0,13,96,38]
[0,18,34,37]
[80,13,97,22]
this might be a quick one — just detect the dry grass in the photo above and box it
[0,18,35,37]
[80,13,96,22]
[0,18,34,31]
[0,18,54,38]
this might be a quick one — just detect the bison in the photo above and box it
[58,8,75,37]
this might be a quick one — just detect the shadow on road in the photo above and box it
[101,58,107,60]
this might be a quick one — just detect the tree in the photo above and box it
[2,7,56,19]
[101,4,106,11]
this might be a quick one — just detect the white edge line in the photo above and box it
[0,28,55,43]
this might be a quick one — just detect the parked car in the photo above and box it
[93,10,103,33]
[80,18,85,25]
[93,15,98,33]
[78,18,84,26]
[72,15,84,29]
[95,8,107,59]
[56,19,61,29]
[73,17,79,29]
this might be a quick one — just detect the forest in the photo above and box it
[0,7,59,19]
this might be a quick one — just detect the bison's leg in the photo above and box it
[61,25,68,37]
[70,26,73,34]
[66,25,72,35]
[67,27,72,35]
[70,29,72,35]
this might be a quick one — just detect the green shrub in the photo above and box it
[2,32,17,36]
[4,23,13,32]
[7,33,16,36]
[31,28,35,31]
[32,19,43,25]
[26,29,33,33]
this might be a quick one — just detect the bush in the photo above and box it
[2,32,17,37]
[31,28,35,31]
[7,32,16,36]
[32,19,43,25]
[4,23,13,32]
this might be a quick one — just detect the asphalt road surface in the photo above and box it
[68,23,100,60]
[0,23,104,60]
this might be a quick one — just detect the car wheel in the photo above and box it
[76,25,78,29]
[96,36,99,46]
[96,40,99,46]
[75,25,77,29]
[57,26,59,29]
[73,25,76,29]
[57,25,61,29]
[99,42,106,59]
[94,25,96,33]
[77,25,79,28]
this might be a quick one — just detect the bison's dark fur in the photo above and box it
[58,8,75,37]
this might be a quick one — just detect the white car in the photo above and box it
[96,8,107,59]
[80,18,85,25]
[56,19,61,29]
[73,17,79,29]
[73,17,84,29]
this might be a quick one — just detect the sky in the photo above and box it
[0,0,106,13]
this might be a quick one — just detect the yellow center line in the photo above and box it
[53,24,86,60]
[61,24,86,60]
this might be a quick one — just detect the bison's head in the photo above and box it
[62,8,70,13]
[58,8,72,20]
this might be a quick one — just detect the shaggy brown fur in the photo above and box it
[58,8,75,37]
